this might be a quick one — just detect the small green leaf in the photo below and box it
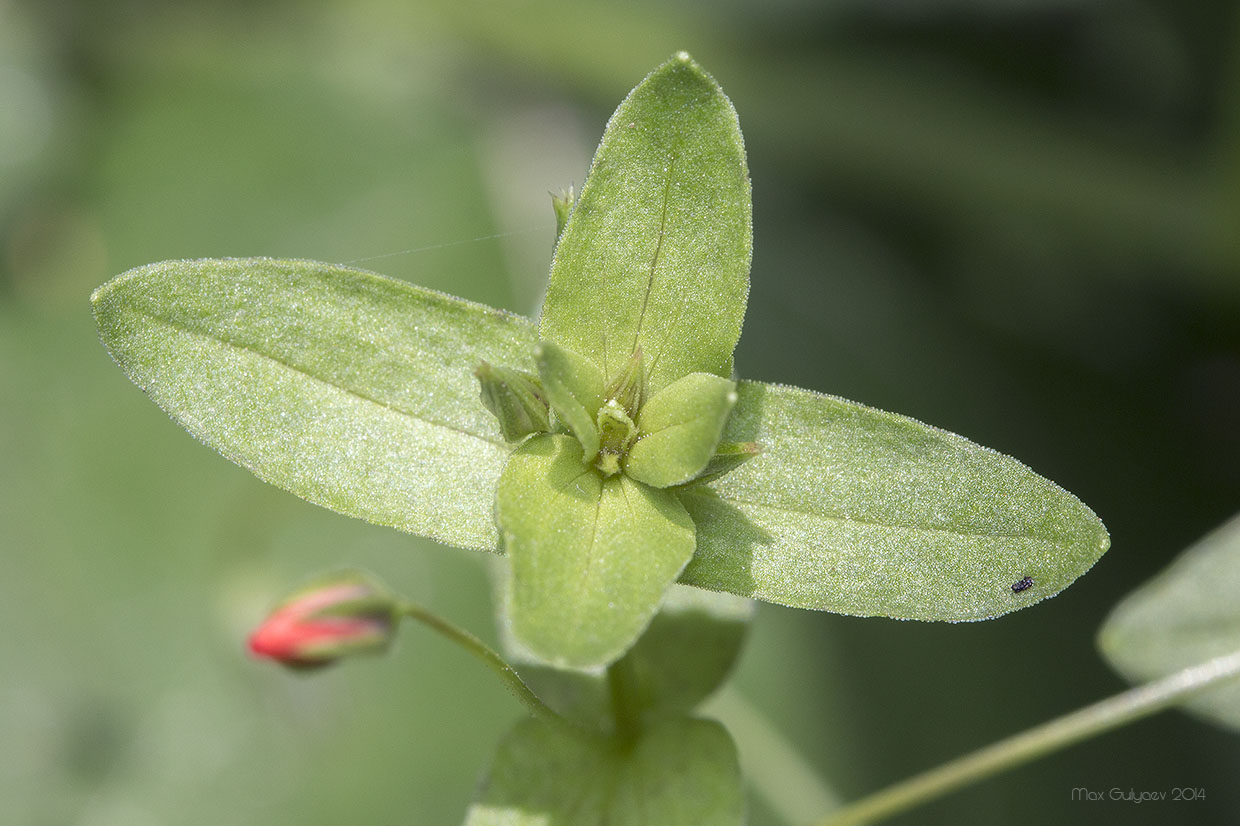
[597,401,638,449]
[497,434,696,668]
[475,361,551,442]
[678,381,1110,620]
[536,340,605,462]
[611,585,754,725]
[91,258,537,551]
[463,716,744,826]
[625,372,737,488]
[1098,512,1240,731]
[539,52,751,394]
[693,441,763,485]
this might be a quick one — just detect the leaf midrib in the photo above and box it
[631,153,678,356]
[681,487,1046,543]
[124,303,507,449]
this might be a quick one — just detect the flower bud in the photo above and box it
[604,347,646,417]
[476,361,552,442]
[247,570,399,670]
[551,185,576,242]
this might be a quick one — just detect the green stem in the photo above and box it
[818,648,1240,826]
[399,601,564,728]
[605,657,644,746]
[704,688,841,826]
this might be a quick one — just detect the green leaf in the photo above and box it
[611,585,754,725]
[497,434,696,668]
[1098,512,1240,731]
[463,717,744,826]
[493,573,752,731]
[625,372,737,488]
[694,441,763,485]
[488,556,613,730]
[678,381,1110,620]
[535,340,605,461]
[608,718,744,825]
[92,258,537,551]
[539,52,751,394]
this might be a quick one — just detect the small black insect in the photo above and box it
[1011,576,1034,593]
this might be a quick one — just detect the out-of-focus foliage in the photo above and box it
[2,0,1237,824]
[464,716,744,826]
[1099,513,1240,731]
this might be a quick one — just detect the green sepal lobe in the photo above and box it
[535,341,606,463]
[624,372,737,488]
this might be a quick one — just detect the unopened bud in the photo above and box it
[248,570,399,670]
[476,361,552,442]
[551,185,576,243]
[605,347,646,417]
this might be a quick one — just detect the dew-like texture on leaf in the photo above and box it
[497,434,696,668]
[538,52,751,394]
[1098,513,1240,730]
[678,381,1110,621]
[463,717,743,826]
[92,258,537,551]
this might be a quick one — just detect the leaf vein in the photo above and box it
[682,488,1044,543]
[631,153,678,355]
[127,305,506,449]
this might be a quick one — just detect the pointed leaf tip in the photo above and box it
[679,380,1109,620]
[539,54,751,394]
[92,257,536,551]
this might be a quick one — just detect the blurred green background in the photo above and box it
[2,0,1238,823]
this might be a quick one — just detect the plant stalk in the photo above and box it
[400,601,564,728]
[817,648,1240,826]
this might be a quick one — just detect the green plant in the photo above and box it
[91,53,1239,825]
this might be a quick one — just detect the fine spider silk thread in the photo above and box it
[337,225,554,267]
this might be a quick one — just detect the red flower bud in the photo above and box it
[247,571,399,670]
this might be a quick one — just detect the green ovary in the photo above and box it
[594,399,638,477]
